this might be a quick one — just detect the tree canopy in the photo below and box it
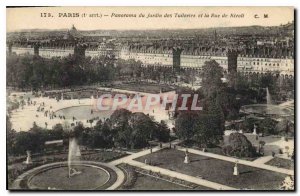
[223,132,257,158]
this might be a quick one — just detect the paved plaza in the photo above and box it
[9,89,174,132]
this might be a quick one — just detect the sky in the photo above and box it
[7,6,294,32]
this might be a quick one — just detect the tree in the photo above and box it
[222,132,256,158]
[110,108,132,129]
[110,109,160,149]
[6,53,120,90]
[193,113,224,147]
[153,121,170,142]
[82,120,114,149]
[241,118,258,133]
[181,69,198,85]
[236,72,250,90]
[200,60,240,121]
[27,123,48,153]
[127,113,154,148]
[201,60,224,98]
[116,59,142,79]
[215,88,239,121]
[275,119,294,137]
[175,111,199,141]
[14,132,35,155]
[7,116,16,155]
[61,122,85,144]
[175,106,225,147]
[49,123,64,140]
[258,73,278,95]
[207,99,225,133]
[258,117,278,135]
[11,123,47,155]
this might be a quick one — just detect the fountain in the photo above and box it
[266,87,272,105]
[68,137,82,178]
[240,87,294,119]
[12,126,124,190]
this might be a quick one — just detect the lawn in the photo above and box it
[135,149,287,190]
[129,173,193,190]
[202,146,257,161]
[118,163,212,190]
[266,157,294,170]
[181,134,284,161]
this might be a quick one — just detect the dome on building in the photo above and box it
[63,25,83,40]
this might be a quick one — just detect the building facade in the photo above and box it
[7,25,294,78]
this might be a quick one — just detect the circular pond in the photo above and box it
[11,161,124,190]
[55,105,113,120]
[240,104,294,117]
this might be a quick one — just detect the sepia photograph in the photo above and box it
[6,6,295,191]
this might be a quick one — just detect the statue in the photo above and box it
[69,167,82,178]
[253,124,257,135]
[233,160,239,176]
[24,150,32,164]
[184,149,190,164]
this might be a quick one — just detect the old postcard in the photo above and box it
[6,6,294,191]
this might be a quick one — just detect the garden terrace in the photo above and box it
[135,149,287,190]
[266,157,294,170]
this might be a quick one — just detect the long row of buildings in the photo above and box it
[7,43,294,78]
[119,44,294,77]
[7,24,294,78]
